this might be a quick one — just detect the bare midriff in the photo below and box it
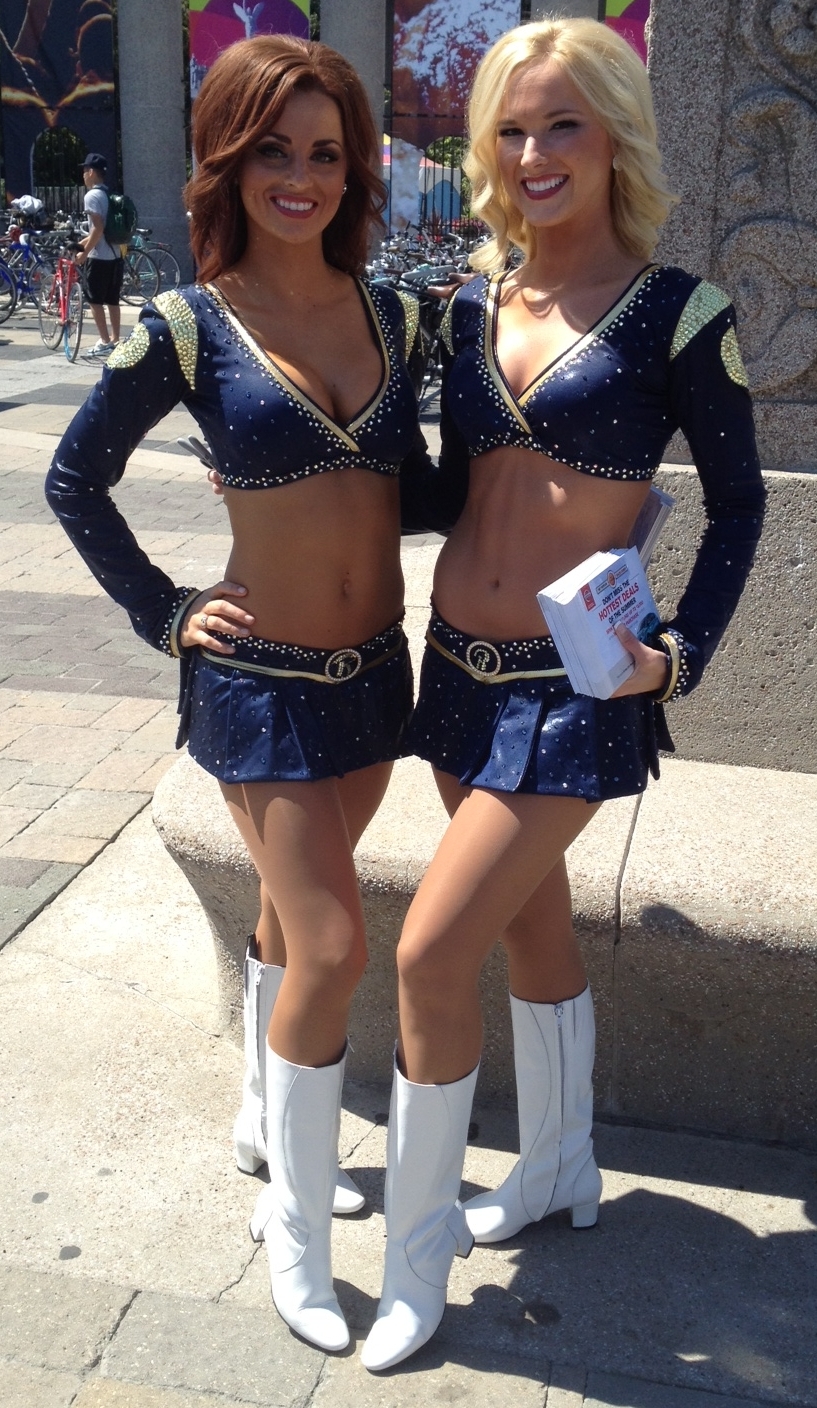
[222,467,403,648]
[433,445,651,640]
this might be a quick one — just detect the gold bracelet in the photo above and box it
[655,631,680,703]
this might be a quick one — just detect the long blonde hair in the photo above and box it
[465,18,676,272]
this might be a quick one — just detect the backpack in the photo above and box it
[104,191,138,244]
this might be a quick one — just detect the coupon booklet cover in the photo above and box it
[537,546,661,699]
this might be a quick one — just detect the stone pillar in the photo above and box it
[649,0,817,473]
[320,0,387,148]
[117,0,192,280]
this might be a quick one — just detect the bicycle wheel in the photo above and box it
[37,272,63,347]
[0,260,17,323]
[121,250,160,305]
[29,253,55,307]
[64,281,84,361]
[148,246,181,293]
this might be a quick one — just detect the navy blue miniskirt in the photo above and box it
[408,612,664,802]
[182,619,413,784]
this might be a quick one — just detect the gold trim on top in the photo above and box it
[519,264,658,407]
[721,326,749,387]
[203,282,362,452]
[154,290,198,391]
[484,274,533,434]
[395,289,420,360]
[346,281,391,434]
[669,280,731,360]
[439,291,457,356]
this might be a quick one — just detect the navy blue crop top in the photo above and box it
[45,281,422,654]
[440,264,760,483]
[401,263,766,701]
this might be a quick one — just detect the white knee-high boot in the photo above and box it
[249,1043,350,1352]
[233,937,365,1215]
[361,1059,478,1373]
[463,987,601,1244]
[233,939,283,1175]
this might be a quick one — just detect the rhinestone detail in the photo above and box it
[670,281,731,360]
[721,326,749,387]
[154,290,198,390]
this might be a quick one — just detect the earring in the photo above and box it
[342,183,348,193]
[612,156,620,171]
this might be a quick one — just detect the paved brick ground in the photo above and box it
[0,310,204,944]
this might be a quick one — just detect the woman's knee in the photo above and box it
[396,923,474,1007]
[290,914,368,997]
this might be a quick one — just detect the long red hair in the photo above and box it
[186,36,386,280]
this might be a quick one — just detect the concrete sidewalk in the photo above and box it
[1,307,815,1408]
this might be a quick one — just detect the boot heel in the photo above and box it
[451,1203,474,1258]
[235,1142,265,1175]
[456,1225,475,1258]
[249,1185,273,1243]
[248,1209,267,1243]
[571,1199,599,1229]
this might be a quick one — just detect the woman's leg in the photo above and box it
[431,773,601,1241]
[253,760,392,967]
[223,769,389,1352]
[363,785,599,1370]
[433,770,588,1001]
[397,786,600,1084]
[233,763,391,1207]
[256,883,286,966]
[222,763,391,1067]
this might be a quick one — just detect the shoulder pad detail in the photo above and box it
[154,290,198,390]
[395,290,420,360]
[107,320,150,373]
[670,281,731,360]
[439,293,457,356]
[721,326,749,387]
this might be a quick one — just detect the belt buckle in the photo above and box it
[325,647,363,682]
[465,640,502,677]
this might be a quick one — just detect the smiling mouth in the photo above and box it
[522,175,568,199]
[273,197,318,216]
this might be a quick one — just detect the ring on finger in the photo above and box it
[201,613,209,630]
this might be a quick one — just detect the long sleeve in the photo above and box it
[398,340,470,534]
[44,302,199,655]
[661,297,766,696]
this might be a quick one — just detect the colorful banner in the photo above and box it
[189,0,309,98]
[392,0,520,150]
[604,0,650,64]
[390,0,519,228]
[0,0,116,201]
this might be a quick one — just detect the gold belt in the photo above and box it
[200,639,402,685]
[426,631,567,683]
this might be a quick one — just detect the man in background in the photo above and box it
[77,153,123,358]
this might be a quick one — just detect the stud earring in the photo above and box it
[342,183,348,193]
[612,155,620,171]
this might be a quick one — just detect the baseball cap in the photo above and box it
[81,152,107,171]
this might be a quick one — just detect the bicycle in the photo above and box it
[2,232,55,309]
[129,227,181,293]
[37,242,85,360]
[120,246,161,305]
[0,256,18,323]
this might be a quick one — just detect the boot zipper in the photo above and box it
[548,1002,565,1210]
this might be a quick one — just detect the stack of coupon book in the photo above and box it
[536,487,674,700]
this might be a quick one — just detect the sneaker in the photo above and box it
[88,339,116,357]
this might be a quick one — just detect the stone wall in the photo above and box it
[649,0,817,473]
[117,0,192,280]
